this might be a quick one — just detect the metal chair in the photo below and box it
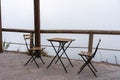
[77,39,101,77]
[23,34,45,68]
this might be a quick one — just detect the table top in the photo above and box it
[47,38,75,42]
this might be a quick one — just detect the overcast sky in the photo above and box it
[1,0,120,30]
[1,0,120,63]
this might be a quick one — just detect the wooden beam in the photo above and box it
[40,29,120,35]
[34,0,40,47]
[0,0,2,53]
[2,28,120,35]
[88,33,93,53]
[2,28,34,33]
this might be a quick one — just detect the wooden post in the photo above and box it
[30,33,34,48]
[34,0,41,47]
[88,33,93,53]
[0,0,2,53]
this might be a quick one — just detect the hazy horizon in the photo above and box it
[1,0,120,30]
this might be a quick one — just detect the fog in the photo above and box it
[1,0,120,30]
[1,0,120,64]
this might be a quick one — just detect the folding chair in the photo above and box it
[77,39,101,77]
[23,34,45,68]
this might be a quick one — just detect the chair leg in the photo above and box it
[77,61,87,74]
[89,62,97,72]
[87,62,97,77]
[24,55,39,68]
[31,50,45,64]
[24,55,34,66]
[85,57,97,72]
[38,50,45,64]
[78,56,97,77]
[32,56,39,68]
[77,61,97,77]
[39,55,45,64]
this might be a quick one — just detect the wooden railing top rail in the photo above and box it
[2,28,120,53]
[41,29,120,35]
[2,28,34,33]
[2,28,120,35]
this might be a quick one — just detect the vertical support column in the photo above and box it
[30,32,34,49]
[34,0,41,47]
[0,0,2,53]
[88,33,94,53]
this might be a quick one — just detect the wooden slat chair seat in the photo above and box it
[23,34,45,68]
[77,39,101,77]
[79,51,92,57]
[30,47,45,51]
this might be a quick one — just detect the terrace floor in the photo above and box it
[0,52,120,80]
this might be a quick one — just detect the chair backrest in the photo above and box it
[92,39,101,58]
[23,34,34,51]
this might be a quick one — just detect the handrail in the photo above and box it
[2,28,34,33]
[41,29,120,35]
[4,41,120,52]
[2,28,120,35]
[2,28,120,52]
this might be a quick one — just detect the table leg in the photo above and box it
[55,41,74,67]
[46,53,58,69]
[46,41,68,73]
[46,41,63,69]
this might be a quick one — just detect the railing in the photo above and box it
[2,28,120,53]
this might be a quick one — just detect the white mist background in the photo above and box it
[1,0,120,64]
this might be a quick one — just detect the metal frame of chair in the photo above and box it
[77,39,101,77]
[23,34,45,68]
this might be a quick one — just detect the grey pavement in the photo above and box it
[0,52,120,80]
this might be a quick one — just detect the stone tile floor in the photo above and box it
[0,52,120,80]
